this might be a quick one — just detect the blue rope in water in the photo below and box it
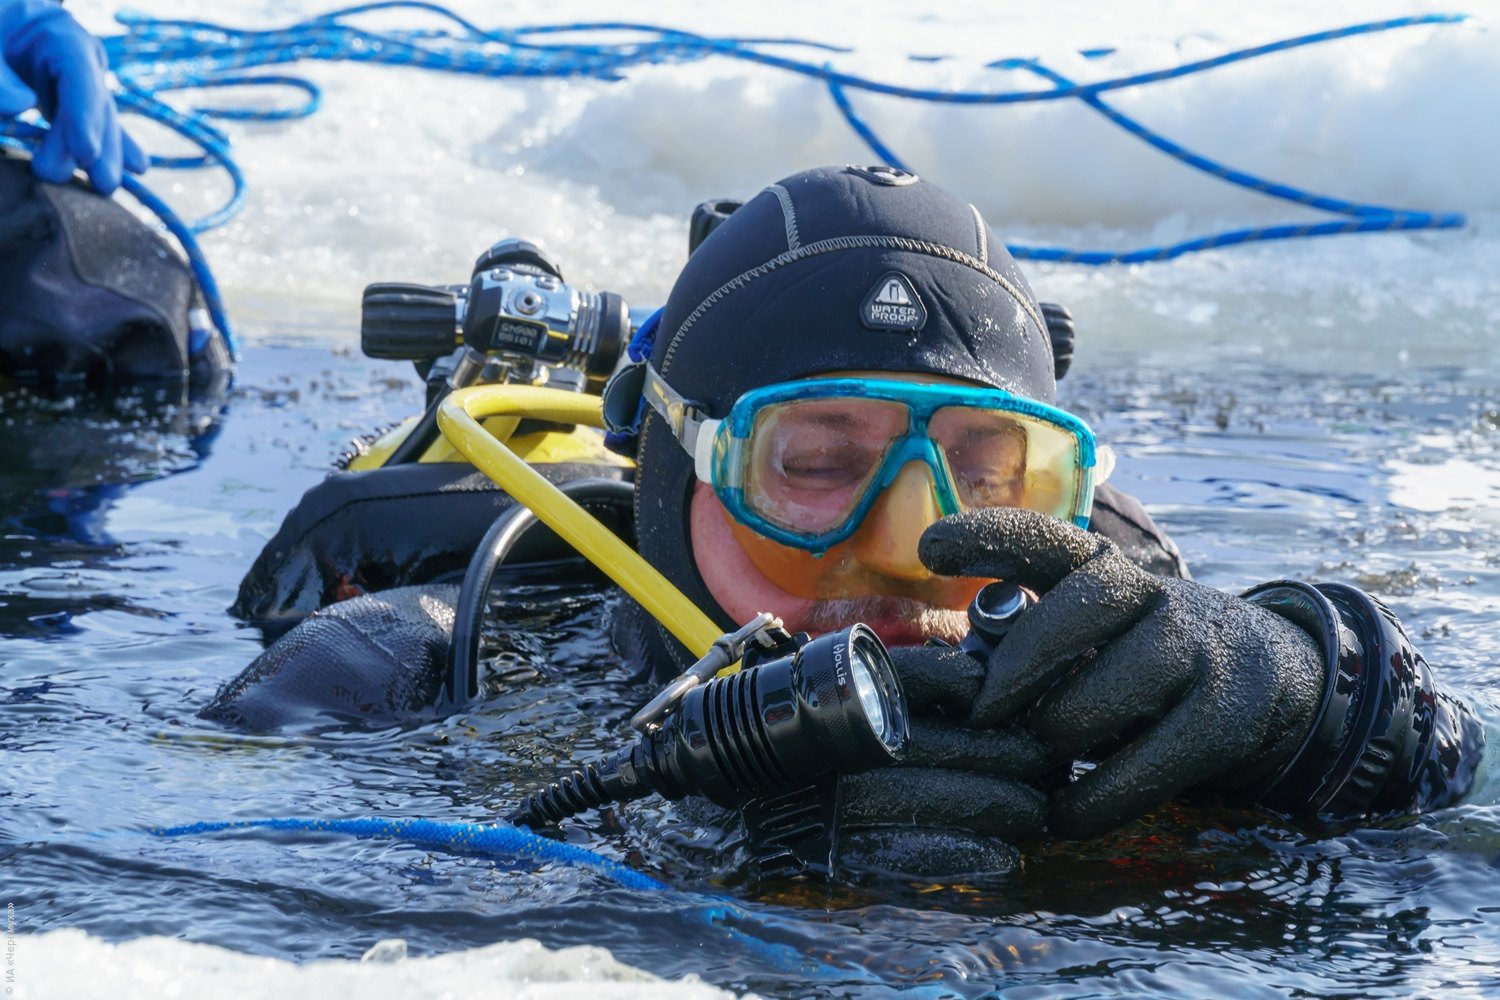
[152,816,666,890]
[148,816,853,979]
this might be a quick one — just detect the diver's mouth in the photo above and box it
[861,618,935,648]
[798,595,969,647]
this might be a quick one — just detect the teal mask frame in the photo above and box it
[645,371,1103,556]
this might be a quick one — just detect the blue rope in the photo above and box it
[826,76,910,173]
[151,816,667,890]
[146,75,322,123]
[96,5,1463,270]
[117,174,237,354]
[822,15,1467,262]
[109,8,1463,105]
[0,5,1472,362]
[1004,56,1460,260]
[112,88,248,233]
[149,816,855,979]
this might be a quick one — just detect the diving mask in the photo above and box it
[645,370,1112,555]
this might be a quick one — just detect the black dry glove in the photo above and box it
[919,507,1327,840]
[828,643,1051,880]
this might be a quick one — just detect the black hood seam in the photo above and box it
[969,205,989,265]
[766,183,800,250]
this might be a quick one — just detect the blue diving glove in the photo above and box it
[1,0,146,193]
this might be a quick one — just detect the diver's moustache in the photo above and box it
[800,595,970,644]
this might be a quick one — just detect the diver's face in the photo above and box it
[688,372,991,647]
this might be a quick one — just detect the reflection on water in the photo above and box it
[0,386,227,638]
[1,344,1498,997]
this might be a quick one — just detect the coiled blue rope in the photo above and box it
[0,5,1466,353]
[96,4,1465,267]
[148,816,862,981]
[0,6,1470,353]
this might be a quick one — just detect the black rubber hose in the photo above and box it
[509,755,634,828]
[384,386,450,465]
[445,478,636,704]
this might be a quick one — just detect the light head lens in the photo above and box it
[849,629,893,748]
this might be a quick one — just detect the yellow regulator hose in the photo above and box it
[437,384,723,658]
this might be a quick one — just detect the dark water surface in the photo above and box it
[3,340,1499,997]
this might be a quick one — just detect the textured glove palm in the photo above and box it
[1,0,147,193]
[919,507,1327,839]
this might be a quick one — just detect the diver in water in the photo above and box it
[1,2,234,583]
[211,165,1485,879]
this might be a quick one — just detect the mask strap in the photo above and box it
[601,308,663,455]
[642,365,719,482]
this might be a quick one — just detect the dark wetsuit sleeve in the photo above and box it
[1244,581,1484,821]
[1087,482,1190,579]
[202,584,457,731]
[232,461,630,637]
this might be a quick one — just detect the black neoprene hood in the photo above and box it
[633,165,1058,660]
[649,164,1056,413]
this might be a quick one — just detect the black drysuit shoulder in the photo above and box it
[232,460,631,638]
[1090,482,1189,580]
[0,154,230,390]
[202,584,457,732]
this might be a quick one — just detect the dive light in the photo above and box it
[508,624,909,827]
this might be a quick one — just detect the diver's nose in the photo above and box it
[852,460,941,580]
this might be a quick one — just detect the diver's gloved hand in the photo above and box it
[919,507,1327,840]
[827,643,1050,880]
[0,0,147,194]
[201,584,457,732]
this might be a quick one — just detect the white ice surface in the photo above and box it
[9,930,743,1000]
